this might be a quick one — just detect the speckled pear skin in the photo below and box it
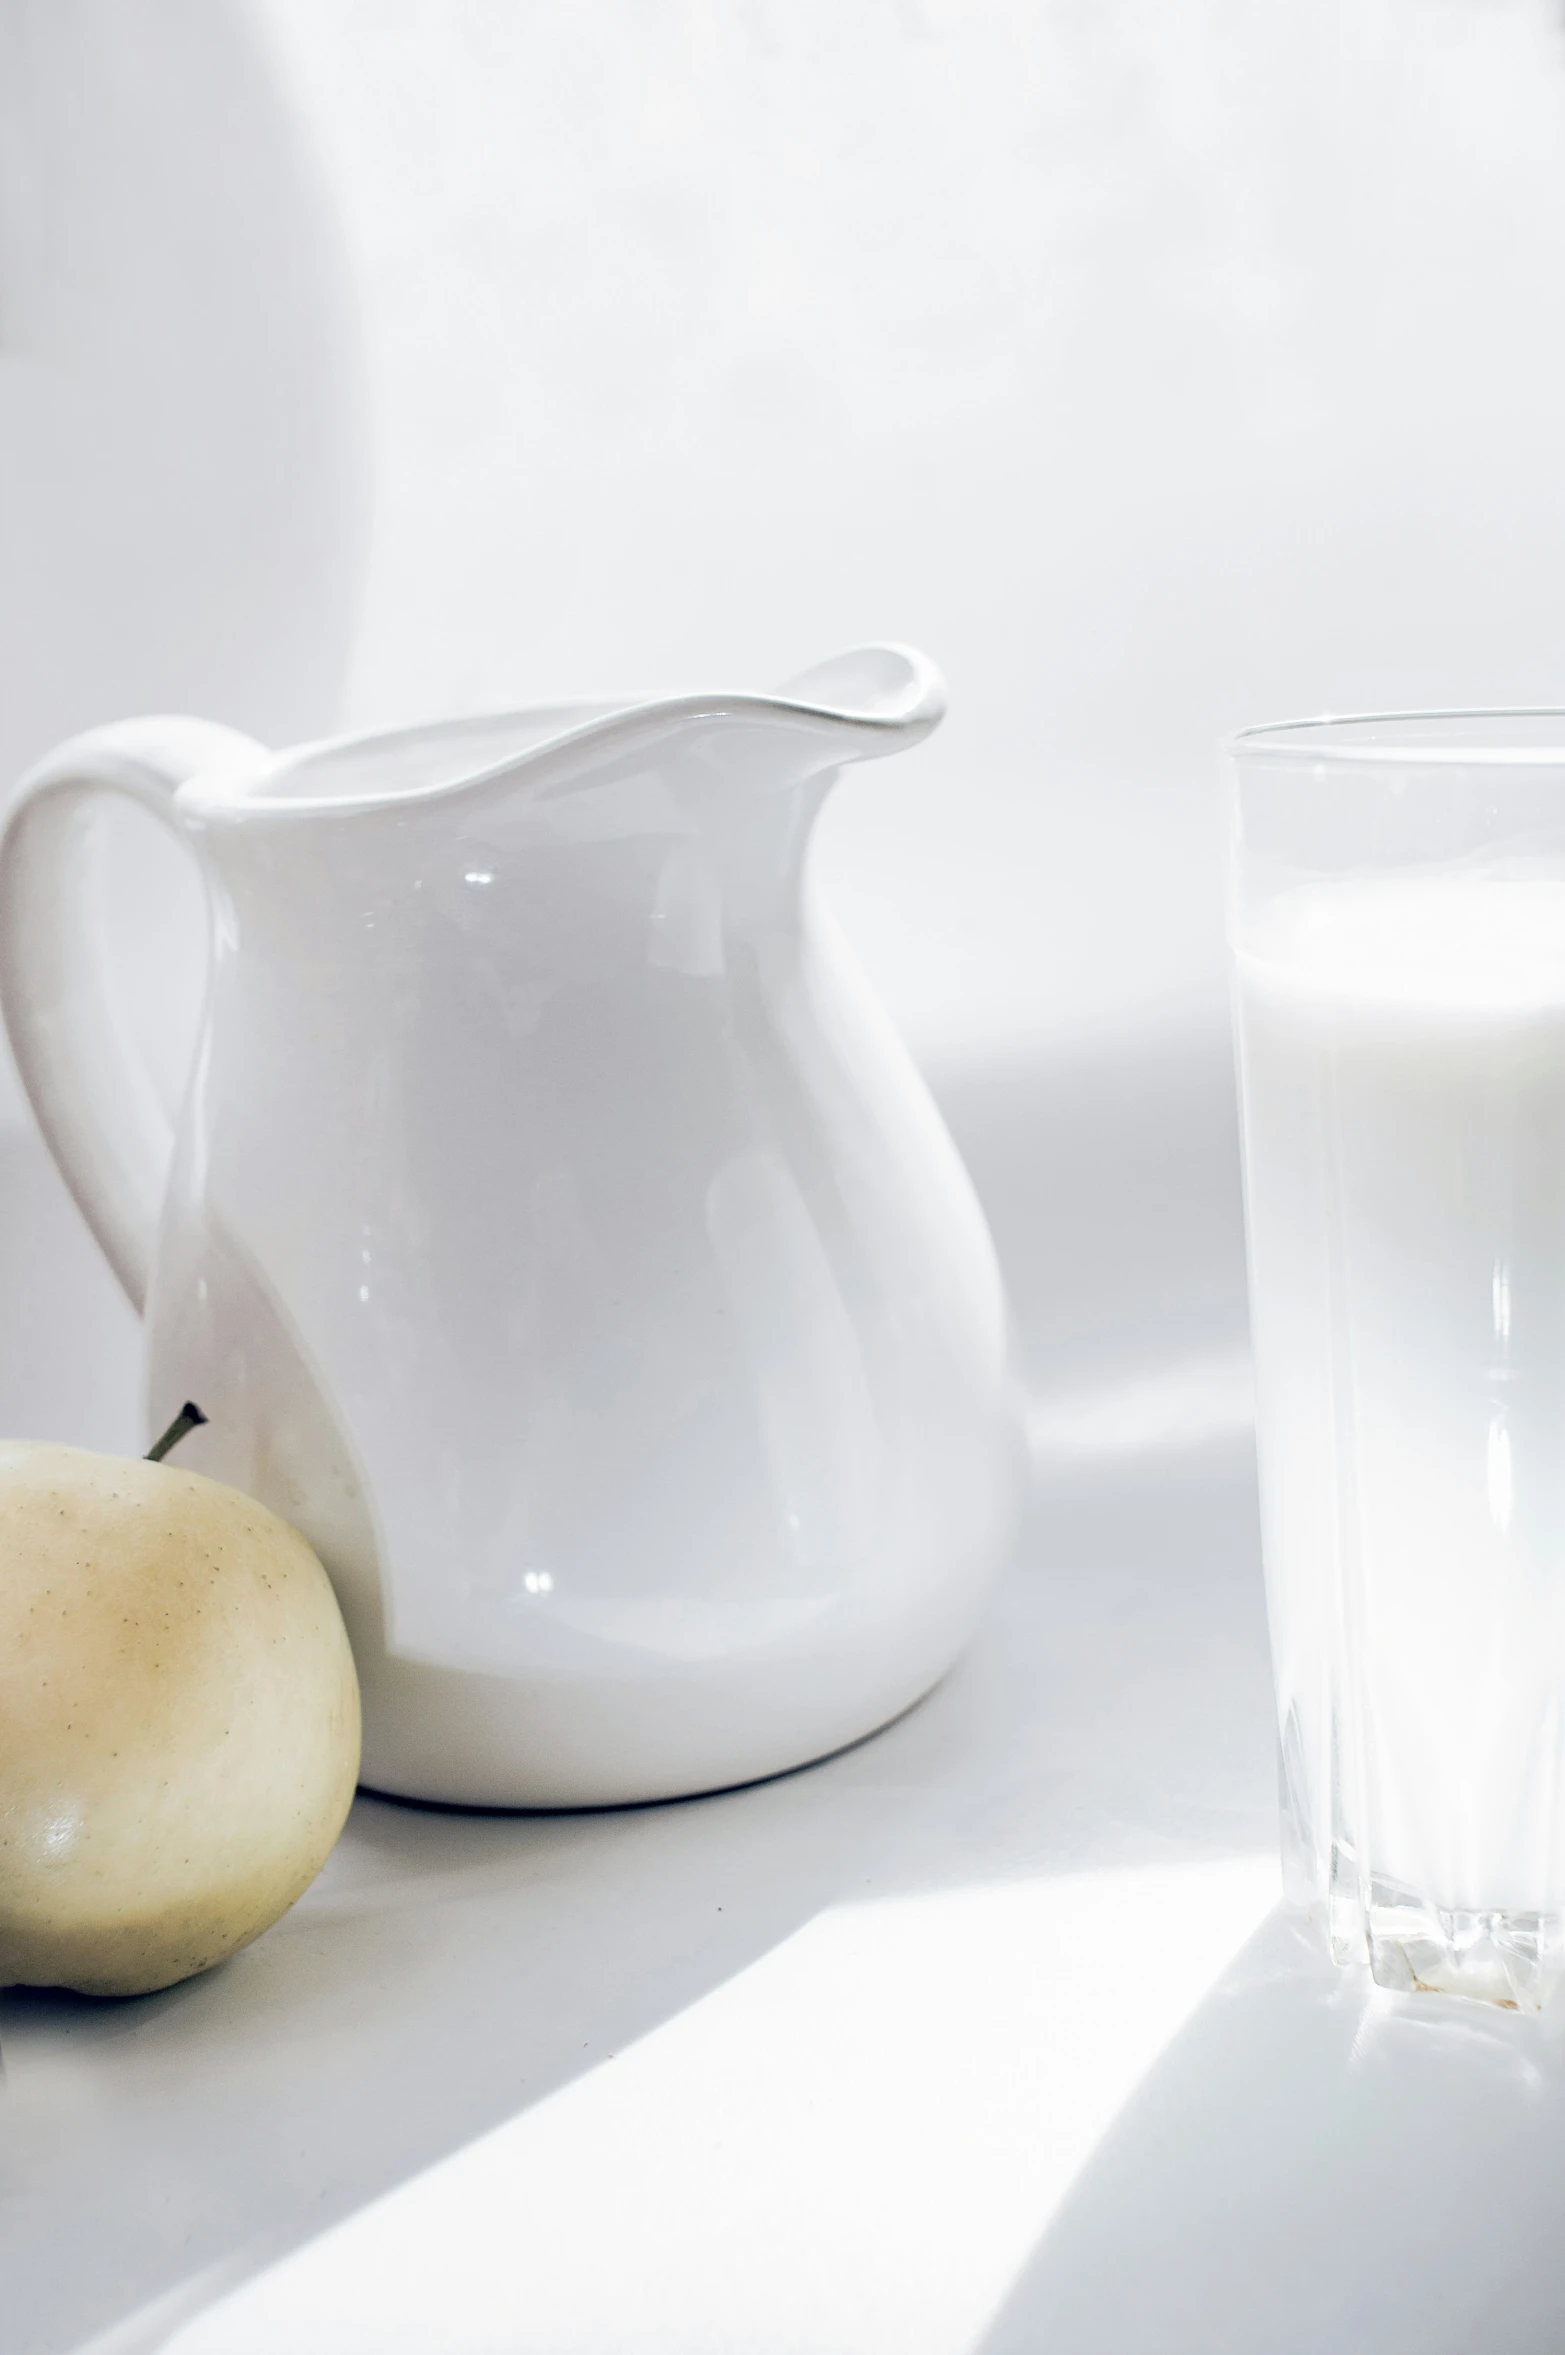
[0,1441,361,1997]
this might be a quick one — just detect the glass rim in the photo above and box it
[1229,707,1565,767]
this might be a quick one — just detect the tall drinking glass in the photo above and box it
[1230,712,1565,2010]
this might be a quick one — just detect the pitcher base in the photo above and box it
[351,1606,984,1808]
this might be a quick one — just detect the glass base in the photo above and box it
[1286,1822,1565,2009]
[1276,1727,1565,2010]
[1362,1875,1562,2011]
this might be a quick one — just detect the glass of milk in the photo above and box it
[1231,712,1565,2010]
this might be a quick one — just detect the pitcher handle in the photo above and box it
[0,718,266,1313]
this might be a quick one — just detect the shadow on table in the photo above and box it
[0,1722,932,2353]
[979,1905,1565,2355]
[5,1438,1275,2355]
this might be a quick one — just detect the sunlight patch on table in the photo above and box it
[164,1853,1279,2355]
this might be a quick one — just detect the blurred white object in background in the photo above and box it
[0,0,365,798]
[0,0,367,1440]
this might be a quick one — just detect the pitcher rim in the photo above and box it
[178,643,946,820]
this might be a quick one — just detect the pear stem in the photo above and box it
[146,1402,209,1464]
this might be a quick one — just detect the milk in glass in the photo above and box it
[1235,873,1565,2007]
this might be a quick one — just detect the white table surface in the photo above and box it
[6,1034,1565,2355]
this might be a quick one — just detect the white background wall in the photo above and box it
[268,0,1565,1064]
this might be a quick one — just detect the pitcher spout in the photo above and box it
[770,642,946,750]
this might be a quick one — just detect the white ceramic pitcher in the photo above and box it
[0,646,1022,1805]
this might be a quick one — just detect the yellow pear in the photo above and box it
[0,1436,360,1996]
